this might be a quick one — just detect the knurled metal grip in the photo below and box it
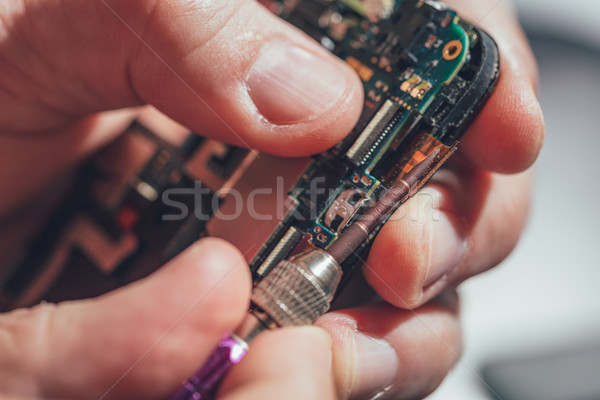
[251,249,342,327]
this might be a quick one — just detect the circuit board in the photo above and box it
[0,0,499,310]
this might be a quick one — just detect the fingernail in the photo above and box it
[423,212,467,287]
[247,43,349,124]
[351,332,398,398]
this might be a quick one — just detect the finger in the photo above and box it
[1,0,363,156]
[317,291,461,400]
[220,327,336,400]
[445,0,545,173]
[366,164,532,308]
[0,238,251,399]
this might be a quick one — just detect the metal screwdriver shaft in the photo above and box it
[327,151,438,263]
[168,152,438,400]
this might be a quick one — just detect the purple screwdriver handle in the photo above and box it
[168,334,248,400]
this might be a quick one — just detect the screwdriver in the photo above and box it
[168,151,438,400]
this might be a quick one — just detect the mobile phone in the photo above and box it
[249,0,500,282]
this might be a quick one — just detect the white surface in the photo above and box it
[514,0,600,50]
[427,11,600,400]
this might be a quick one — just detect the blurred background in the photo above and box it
[428,1,600,399]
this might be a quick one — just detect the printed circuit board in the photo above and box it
[250,0,499,280]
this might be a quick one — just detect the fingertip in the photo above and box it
[221,327,335,400]
[363,184,473,309]
[247,41,361,124]
[318,300,462,400]
[439,0,545,173]
[462,73,545,173]
[183,237,252,292]
[146,237,252,330]
[315,313,357,399]
[318,312,402,400]
[241,49,364,156]
[364,197,432,309]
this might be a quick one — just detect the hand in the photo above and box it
[0,1,543,400]
[315,0,545,398]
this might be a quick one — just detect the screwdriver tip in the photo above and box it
[403,149,440,187]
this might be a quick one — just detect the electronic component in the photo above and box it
[324,188,373,233]
[346,56,375,81]
[254,226,303,277]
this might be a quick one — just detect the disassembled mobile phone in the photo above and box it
[0,0,499,310]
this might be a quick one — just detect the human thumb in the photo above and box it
[1,0,363,155]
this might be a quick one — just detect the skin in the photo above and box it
[0,0,544,399]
